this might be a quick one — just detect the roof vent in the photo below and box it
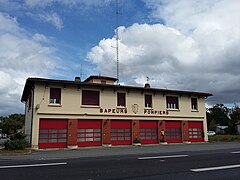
[75,76,81,82]
[144,83,150,88]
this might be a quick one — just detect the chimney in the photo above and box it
[144,83,150,88]
[75,76,81,82]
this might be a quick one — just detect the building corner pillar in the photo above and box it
[67,119,78,149]
[182,120,190,143]
[102,119,111,146]
[159,120,166,143]
[132,119,140,143]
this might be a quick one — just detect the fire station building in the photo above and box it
[21,75,212,149]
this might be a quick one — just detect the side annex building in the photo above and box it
[21,75,212,149]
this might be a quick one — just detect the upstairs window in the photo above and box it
[191,98,198,110]
[49,88,61,104]
[166,96,179,109]
[117,92,126,107]
[82,90,99,106]
[145,94,152,108]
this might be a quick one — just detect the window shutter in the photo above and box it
[145,95,152,107]
[191,98,198,110]
[50,88,61,100]
[82,90,99,106]
[117,93,126,106]
[167,96,176,104]
[166,96,178,109]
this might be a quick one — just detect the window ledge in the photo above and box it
[167,108,180,111]
[81,105,100,108]
[48,104,62,107]
[191,109,199,112]
[144,107,153,110]
[116,106,126,109]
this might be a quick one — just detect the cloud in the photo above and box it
[87,0,240,105]
[32,33,49,43]
[24,0,112,8]
[0,0,112,30]
[0,0,23,12]
[0,12,61,115]
[24,0,53,8]
[0,12,22,34]
[39,12,63,30]
[87,23,198,82]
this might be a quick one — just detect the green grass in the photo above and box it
[208,135,240,142]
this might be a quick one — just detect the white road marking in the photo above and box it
[231,151,240,154]
[0,162,67,169]
[190,164,240,172]
[138,154,189,160]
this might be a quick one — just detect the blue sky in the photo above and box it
[0,0,240,115]
[3,0,152,80]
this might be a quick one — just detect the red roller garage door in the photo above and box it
[111,120,131,145]
[188,121,204,142]
[39,119,68,149]
[140,121,158,144]
[165,121,182,143]
[77,120,102,147]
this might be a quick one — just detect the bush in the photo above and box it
[4,139,27,150]
[4,132,27,150]
[13,132,26,140]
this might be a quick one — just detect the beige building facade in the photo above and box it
[21,75,212,149]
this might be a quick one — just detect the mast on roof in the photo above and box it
[116,0,119,83]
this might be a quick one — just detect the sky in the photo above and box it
[0,0,240,116]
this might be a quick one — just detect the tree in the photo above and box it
[207,104,230,126]
[0,114,25,135]
[230,104,240,124]
[7,114,24,125]
[227,104,240,134]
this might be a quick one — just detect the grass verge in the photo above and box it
[0,149,31,155]
[208,135,240,142]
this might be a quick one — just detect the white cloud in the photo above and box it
[1,0,113,31]
[32,33,49,43]
[0,12,21,34]
[87,23,199,80]
[87,0,240,105]
[39,12,63,30]
[0,12,61,115]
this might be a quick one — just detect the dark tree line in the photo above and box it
[0,114,25,135]
[207,104,240,134]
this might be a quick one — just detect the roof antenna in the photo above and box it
[146,76,150,83]
[145,76,151,88]
[116,0,119,83]
[80,64,83,79]
[80,64,86,80]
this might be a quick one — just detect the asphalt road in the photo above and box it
[1,148,240,180]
